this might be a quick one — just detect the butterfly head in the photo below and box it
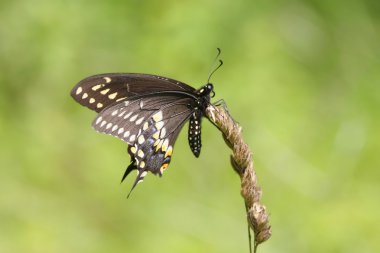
[197,83,215,98]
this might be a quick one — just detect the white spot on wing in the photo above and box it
[96,103,103,109]
[124,112,132,119]
[118,128,124,134]
[111,110,118,116]
[82,93,88,99]
[118,111,125,117]
[111,125,118,132]
[135,117,144,125]
[129,114,138,122]
[106,123,112,129]
[95,117,102,125]
[101,120,107,127]
[124,131,130,138]
[129,135,136,142]
[89,98,95,104]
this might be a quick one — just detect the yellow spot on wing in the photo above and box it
[89,98,95,104]
[116,97,127,102]
[76,87,83,95]
[155,121,164,130]
[152,111,163,122]
[92,84,102,91]
[140,161,145,168]
[160,128,166,138]
[130,146,137,154]
[156,139,164,152]
[160,163,169,170]
[153,139,160,147]
[137,150,144,158]
[100,89,110,95]
[103,77,112,83]
[138,135,145,144]
[161,139,169,152]
[152,131,160,140]
[165,146,173,158]
[97,103,103,108]
[108,92,117,99]
[82,93,88,99]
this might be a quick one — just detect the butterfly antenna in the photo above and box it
[207,48,223,83]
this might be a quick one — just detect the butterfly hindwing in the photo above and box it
[91,94,194,194]
[92,95,193,145]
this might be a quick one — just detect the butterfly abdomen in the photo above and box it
[188,112,202,157]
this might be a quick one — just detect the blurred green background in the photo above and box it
[1,0,379,252]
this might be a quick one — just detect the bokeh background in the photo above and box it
[1,0,379,252]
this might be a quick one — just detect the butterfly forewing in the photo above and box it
[71,73,195,112]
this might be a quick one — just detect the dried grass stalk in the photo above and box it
[206,104,271,253]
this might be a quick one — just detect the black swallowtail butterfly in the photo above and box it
[71,57,222,196]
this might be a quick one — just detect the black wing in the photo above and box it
[71,73,198,196]
[70,73,196,113]
[92,95,194,196]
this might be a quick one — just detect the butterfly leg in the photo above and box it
[211,99,238,124]
[213,99,228,109]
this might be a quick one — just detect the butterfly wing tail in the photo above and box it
[127,170,148,198]
[121,161,137,183]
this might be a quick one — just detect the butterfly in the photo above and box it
[70,58,222,196]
